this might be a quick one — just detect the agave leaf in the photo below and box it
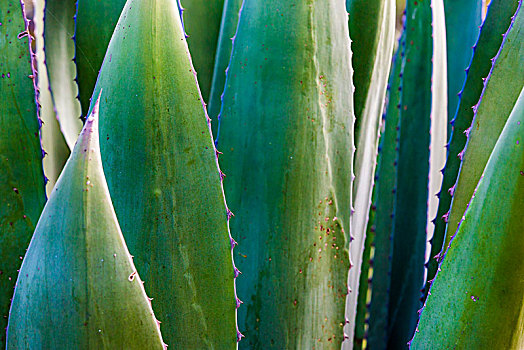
[346,0,395,136]
[208,0,242,137]
[443,0,482,130]
[90,0,237,347]
[366,34,404,350]
[445,0,524,251]
[413,85,524,350]
[32,0,69,193]
[44,0,82,148]
[217,1,354,348]
[387,0,433,347]
[75,0,127,115]
[6,97,165,349]
[0,2,46,346]
[180,0,224,102]
[344,1,395,346]
[426,0,520,301]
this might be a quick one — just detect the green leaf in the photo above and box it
[446,1,524,252]
[75,0,127,116]
[443,0,482,129]
[346,0,395,133]
[413,85,524,350]
[366,35,404,350]
[345,1,396,345]
[44,0,82,148]
[426,0,520,302]
[217,1,354,348]
[180,0,225,102]
[90,0,237,347]
[208,0,242,137]
[6,97,165,349]
[387,0,432,347]
[0,2,46,346]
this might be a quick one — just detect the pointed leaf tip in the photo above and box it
[6,90,164,349]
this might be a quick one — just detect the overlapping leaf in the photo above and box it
[90,0,237,347]
[427,0,521,300]
[345,2,396,346]
[6,99,165,349]
[413,86,524,350]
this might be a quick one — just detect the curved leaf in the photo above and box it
[413,86,524,350]
[6,98,165,349]
[44,0,82,148]
[446,0,524,250]
[346,0,394,133]
[444,0,482,128]
[345,1,396,346]
[426,0,448,298]
[32,0,69,194]
[367,34,404,350]
[426,0,520,301]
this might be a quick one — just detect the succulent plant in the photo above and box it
[1,0,523,348]
[444,0,524,253]
[356,35,404,349]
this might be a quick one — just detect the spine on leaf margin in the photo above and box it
[89,0,238,347]
[30,0,69,194]
[208,0,243,138]
[344,0,396,347]
[412,85,524,349]
[387,0,433,347]
[424,0,448,318]
[0,2,46,346]
[178,0,225,103]
[425,0,521,302]
[44,0,82,149]
[217,1,354,348]
[443,0,482,133]
[444,0,524,252]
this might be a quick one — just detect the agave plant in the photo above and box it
[1,0,523,349]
